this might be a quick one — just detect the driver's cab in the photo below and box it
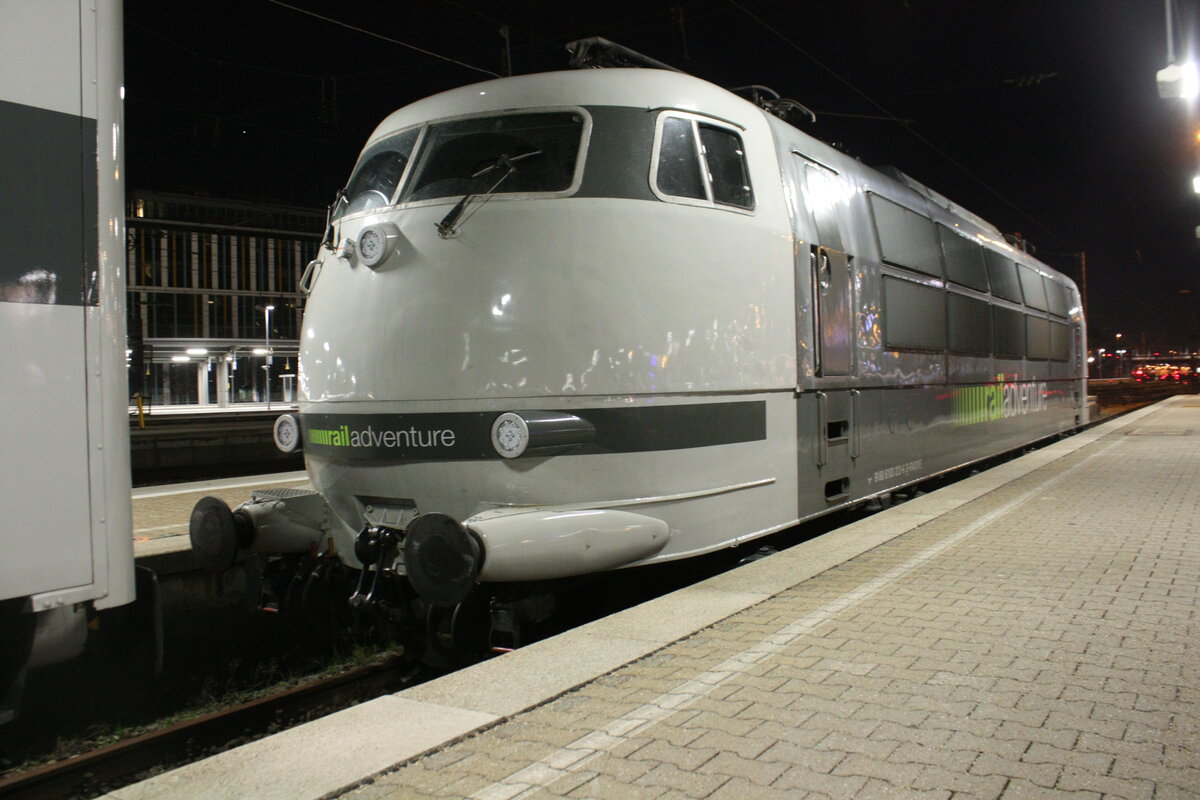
[331,111,587,224]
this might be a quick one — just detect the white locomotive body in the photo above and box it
[0,0,139,722]
[192,63,1085,654]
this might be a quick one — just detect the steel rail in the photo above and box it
[0,657,420,800]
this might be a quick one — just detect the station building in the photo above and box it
[126,191,322,407]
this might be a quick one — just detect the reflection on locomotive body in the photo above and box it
[191,52,1087,661]
[0,269,57,304]
[2,0,142,725]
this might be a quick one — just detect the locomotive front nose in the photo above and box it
[403,513,483,607]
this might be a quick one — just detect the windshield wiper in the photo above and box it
[322,187,348,247]
[436,149,543,239]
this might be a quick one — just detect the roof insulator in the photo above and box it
[566,37,682,72]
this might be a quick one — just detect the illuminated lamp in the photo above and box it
[356,222,400,268]
[273,414,301,453]
[1157,61,1199,98]
[490,411,594,459]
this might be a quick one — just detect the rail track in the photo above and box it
[1089,377,1195,414]
[0,657,422,800]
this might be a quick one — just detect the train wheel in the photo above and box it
[0,597,35,724]
[425,594,490,665]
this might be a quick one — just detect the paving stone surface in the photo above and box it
[338,399,1199,799]
[130,472,309,546]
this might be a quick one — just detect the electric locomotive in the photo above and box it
[190,41,1086,657]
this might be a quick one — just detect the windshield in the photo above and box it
[333,128,419,220]
[401,111,584,203]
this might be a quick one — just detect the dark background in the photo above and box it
[124,0,1200,352]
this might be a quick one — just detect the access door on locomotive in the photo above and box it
[785,149,859,506]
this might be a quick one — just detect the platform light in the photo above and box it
[252,347,269,355]
[171,355,190,362]
[1157,61,1200,98]
[186,347,208,356]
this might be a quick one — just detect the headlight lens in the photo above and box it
[491,412,529,459]
[273,414,302,453]
[356,222,400,268]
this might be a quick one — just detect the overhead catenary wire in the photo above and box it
[727,0,1068,251]
[262,0,502,79]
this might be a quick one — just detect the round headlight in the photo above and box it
[491,412,529,459]
[357,226,387,267]
[357,222,400,268]
[273,414,302,453]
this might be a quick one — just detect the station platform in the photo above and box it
[109,397,1199,800]
[132,470,309,558]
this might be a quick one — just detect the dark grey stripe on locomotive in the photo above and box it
[300,400,766,460]
[0,99,98,306]
[574,106,658,202]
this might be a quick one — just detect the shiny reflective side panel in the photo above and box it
[89,0,134,610]
[0,304,92,596]
[468,508,670,581]
[301,199,795,402]
[302,392,804,569]
[0,0,132,611]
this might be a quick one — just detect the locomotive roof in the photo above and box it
[365,68,762,148]
[364,67,1067,284]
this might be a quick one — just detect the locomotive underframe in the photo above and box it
[192,379,1081,663]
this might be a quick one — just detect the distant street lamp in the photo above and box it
[257,304,275,409]
[1158,0,1199,98]
[1157,60,1198,99]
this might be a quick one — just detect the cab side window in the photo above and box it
[700,125,753,208]
[654,115,754,210]
[656,117,706,200]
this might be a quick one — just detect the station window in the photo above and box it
[883,275,945,351]
[653,115,754,210]
[869,195,941,278]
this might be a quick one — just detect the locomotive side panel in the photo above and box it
[767,116,1085,510]
[1,0,132,724]
[0,0,131,609]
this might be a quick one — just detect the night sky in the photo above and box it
[124,0,1200,353]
